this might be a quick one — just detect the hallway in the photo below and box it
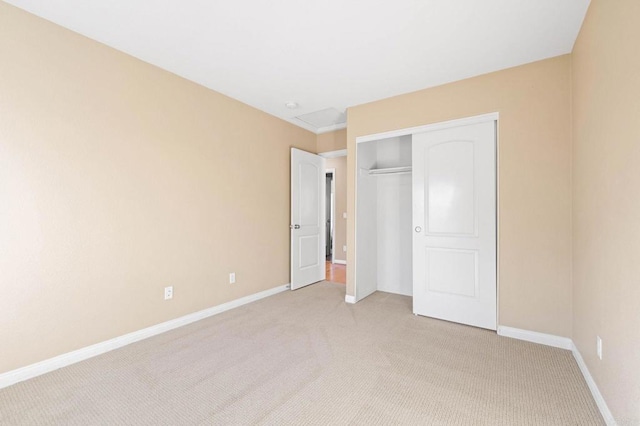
[325,261,346,284]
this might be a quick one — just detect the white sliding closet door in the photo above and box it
[412,121,496,330]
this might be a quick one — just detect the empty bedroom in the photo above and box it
[0,0,638,425]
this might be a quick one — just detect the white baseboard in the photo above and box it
[0,283,290,390]
[497,326,573,350]
[332,259,347,265]
[344,294,356,304]
[571,343,617,426]
[498,325,616,425]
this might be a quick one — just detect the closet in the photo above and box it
[356,135,413,300]
[354,115,498,331]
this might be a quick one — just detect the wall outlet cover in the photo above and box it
[164,286,173,300]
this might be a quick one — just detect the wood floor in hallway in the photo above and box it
[325,260,346,284]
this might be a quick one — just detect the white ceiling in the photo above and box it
[5,0,590,133]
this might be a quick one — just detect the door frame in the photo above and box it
[353,112,500,325]
[325,168,336,264]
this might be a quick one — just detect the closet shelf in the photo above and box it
[368,166,412,176]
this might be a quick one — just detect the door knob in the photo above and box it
[415,226,422,233]
[290,224,301,229]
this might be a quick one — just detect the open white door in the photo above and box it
[291,148,326,290]
[412,121,496,330]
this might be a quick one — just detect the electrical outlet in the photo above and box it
[597,336,603,360]
[229,272,236,284]
[343,245,347,252]
[342,212,347,219]
[164,286,173,300]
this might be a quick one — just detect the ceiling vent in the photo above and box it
[294,108,346,133]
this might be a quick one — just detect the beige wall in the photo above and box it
[0,3,316,374]
[325,156,347,263]
[572,0,640,423]
[347,56,573,337]
[4,2,638,420]
[317,128,347,153]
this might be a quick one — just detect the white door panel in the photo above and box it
[412,121,496,330]
[291,148,326,290]
[426,248,478,297]
[426,141,476,236]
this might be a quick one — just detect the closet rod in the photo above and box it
[367,166,412,176]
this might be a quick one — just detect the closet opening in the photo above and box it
[356,135,413,301]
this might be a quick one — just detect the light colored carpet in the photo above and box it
[0,282,603,425]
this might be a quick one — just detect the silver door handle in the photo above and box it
[415,226,422,233]
[290,224,300,229]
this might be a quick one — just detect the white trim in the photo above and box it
[350,125,361,304]
[333,259,347,265]
[495,120,501,328]
[316,123,347,134]
[287,118,346,135]
[356,112,499,144]
[572,343,617,426]
[319,149,347,158]
[497,326,573,350]
[285,117,319,134]
[0,284,290,390]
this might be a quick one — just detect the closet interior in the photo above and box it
[356,135,413,301]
